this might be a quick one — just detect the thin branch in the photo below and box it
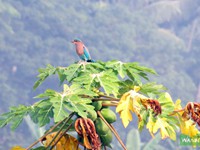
[109,124,127,145]
[93,98,120,102]
[25,112,74,150]
[97,111,127,150]
[47,112,75,148]
[110,101,119,104]
[102,103,118,107]
[168,108,185,116]
[99,94,120,101]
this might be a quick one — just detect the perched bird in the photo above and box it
[71,38,95,62]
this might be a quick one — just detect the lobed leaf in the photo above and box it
[158,92,175,116]
[0,105,31,130]
[140,82,167,97]
[33,64,57,89]
[30,100,54,127]
[33,61,158,91]
[34,84,96,122]
[105,60,126,78]
[42,132,81,150]
[116,87,146,127]
[146,114,176,140]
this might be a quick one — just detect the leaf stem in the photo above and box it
[102,103,118,107]
[168,108,185,116]
[93,98,119,102]
[25,112,74,150]
[99,94,120,101]
[97,111,127,150]
[47,112,75,148]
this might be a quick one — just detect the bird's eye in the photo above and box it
[74,40,78,42]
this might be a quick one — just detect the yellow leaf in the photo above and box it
[180,120,199,137]
[174,99,200,138]
[134,86,140,92]
[64,134,81,150]
[146,113,156,138]
[10,146,26,150]
[174,99,182,110]
[147,115,176,140]
[43,132,81,150]
[120,108,133,127]
[116,87,148,128]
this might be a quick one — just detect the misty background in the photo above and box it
[0,0,200,149]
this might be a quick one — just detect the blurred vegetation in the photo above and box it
[0,0,200,149]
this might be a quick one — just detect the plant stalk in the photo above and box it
[169,108,185,116]
[102,103,118,107]
[93,98,119,102]
[50,122,73,150]
[47,112,75,148]
[25,112,74,150]
[99,94,120,101]
[97,111,127,150]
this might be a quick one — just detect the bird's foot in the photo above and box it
[77,60,87,65]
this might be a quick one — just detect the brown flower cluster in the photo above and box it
[182,102,200,126]
[142,99,162,116]
[75,118,101,150]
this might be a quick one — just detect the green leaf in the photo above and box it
[65,95,94,118]
[118,79,136,95]
[73,72,96,89]
[96,70,119,96]
[70,83,98,97]
[0,105,31,130]
[34,89,57,99]
[63,63,82,82]
[34,84,96,122]
[10,115,24,130]
[85,61,105,73]
[105,60,126,78]
[50,96,69,122]
[127,70,143,84]
[33,64,57,89]
[30,100,54,127]
[124,62,156,84]
[74,70,119,96]
[158,92,175,116]
[31,146,46,150]
[138,108,149,131]
[57,68,67,85]
[140,82,167,97]
[146,113,176,140]
[57,62,105,84]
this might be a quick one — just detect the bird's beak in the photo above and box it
[71,41,75,43]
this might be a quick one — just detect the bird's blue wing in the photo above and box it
[83,46,91,60]
[79,54,86,61]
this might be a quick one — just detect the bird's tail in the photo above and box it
[87,59,95,63]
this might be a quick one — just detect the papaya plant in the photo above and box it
[0,60,200,150]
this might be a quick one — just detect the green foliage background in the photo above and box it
[0,0,200,149]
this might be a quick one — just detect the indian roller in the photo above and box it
[71,38,95,62]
